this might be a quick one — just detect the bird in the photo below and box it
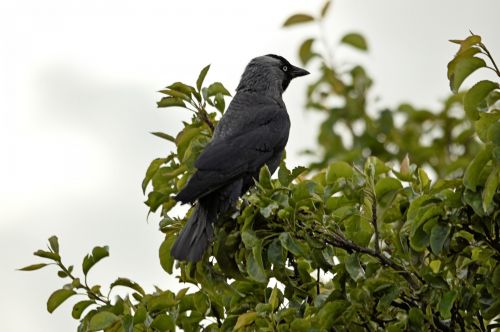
[171,54,309,262]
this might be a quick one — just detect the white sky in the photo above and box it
[1,0,499,330]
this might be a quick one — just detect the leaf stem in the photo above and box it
[190,100,215,133]
[56,260,110,305]
[372,198,380,254]
[479,43,500,77]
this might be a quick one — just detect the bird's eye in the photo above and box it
[282,65,288,72]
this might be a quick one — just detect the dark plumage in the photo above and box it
[171,55,309,261]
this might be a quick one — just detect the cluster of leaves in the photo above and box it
[20,236,228,331]
[284,3,487,180]
[143,65,231,217]
[22,1,500,331]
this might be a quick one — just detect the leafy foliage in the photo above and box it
[21,2,500,331]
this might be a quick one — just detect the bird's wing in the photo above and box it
[176,102,289,203]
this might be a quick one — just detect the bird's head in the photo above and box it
[236,54,309,97]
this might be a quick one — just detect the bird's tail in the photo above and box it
[170,204,214,262]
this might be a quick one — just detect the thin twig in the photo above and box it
[57,261,110,305]
[315,230,422,288]
[479,43,500,77]
[372,200,380,253]
[316,269,320,295]
[477,312,486,332]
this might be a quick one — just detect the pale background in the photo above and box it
[1,0,499,330]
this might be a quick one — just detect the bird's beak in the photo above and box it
[290,65,310,78]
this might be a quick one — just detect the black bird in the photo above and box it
[171,55,309,261]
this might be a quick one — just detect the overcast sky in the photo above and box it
[1,0,499,330]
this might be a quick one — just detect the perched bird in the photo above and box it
[171,55,309,261]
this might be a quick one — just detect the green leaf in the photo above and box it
[89,311,119,331]
[368,156,391,175]
[34,250,60,261]
[82,246,109,276]
[196,64,210,91]
[142,157,168,193]
[47,288,76,313]
[167,82,194,96]
[158,88,190,100]
[121,315,133,332]
[157,96,185,108]
[159,236,175,274]
[463,144,493,190]
[279,232,305,256]
[48,235,59,254]
[176,125,205,160]
[320,0,331,18]
[150,132,175,143]
[375,177,402,204]
[110,277,145,296]
[247,241,267,283]
[340,32,368,51]
[282,14,315,27]
[206,82,231,97]
[449,56,486,93]
[464,80,498,120]
[430,223,451,255]
[483,166,499,213]
[72,300,95,319]
[487,90,500,107]
[299,38,315,66]
[422,272,448,289]
[410,225,430,252]
[234,311,256,330]
[278,163,291,186]
[438,290,457,320]
[345,215,373,246]
[144,191,170,213]
[451,34,482,54]
[447,47,481,80]
[418,168,431,193]
[213,93,224,114]
[345,253,364,281]
[260,202,278,218]
[488,121,500,145]
[492,264,500,288]
[150,314,175,331]
[318,301,348,329]
[259,164,272,189]
[18,263,48,271]
[267,238,285,267]
[279,164,306,186]
[475,112,500,142]
[241,229,259,248]
[463,189,485,216]
[408,308,424,329]
[326,161,353,183]
[483,299,500,320]
[269,286,280,311]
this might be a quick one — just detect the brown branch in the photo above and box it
[479,42,500,77]
[316,230,422,288]
[461,224,500,256]
[316,269,320,295]
[476,312,486,332]
[198,107,215,132]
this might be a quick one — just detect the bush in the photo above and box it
[21,2,500,331]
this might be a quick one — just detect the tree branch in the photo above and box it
[480,42,500,77]
[314,229,422,288]
[372,200,380,253]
